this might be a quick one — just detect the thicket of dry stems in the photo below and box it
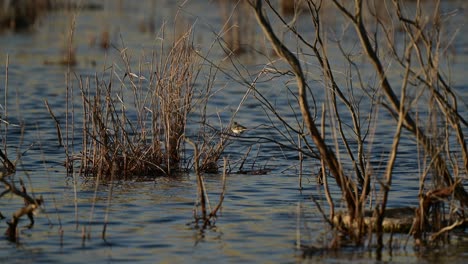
[77,30,201,179]
[250,0,467,249]
[75,21,246,178]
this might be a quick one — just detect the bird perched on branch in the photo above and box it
[231,122,247,135]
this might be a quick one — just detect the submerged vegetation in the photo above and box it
[0,0,467,260]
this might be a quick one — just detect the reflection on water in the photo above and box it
[0,0,467,263]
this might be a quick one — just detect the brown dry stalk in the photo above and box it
[77,29,202,178]
[185,137,207,220]
[412,180,460,241]
[330,0,468,206]
[44,99,64,147]
[1,177,43,242]
[207,157,228,222]
[252,0,357,218]
[0,149,15,173]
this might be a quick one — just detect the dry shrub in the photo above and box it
[78,29,200,179]
[251,0,467,249]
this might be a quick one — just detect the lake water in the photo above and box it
[0,0,467,263]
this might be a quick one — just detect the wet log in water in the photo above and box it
[334,207,467,234]
[334,207,415,233]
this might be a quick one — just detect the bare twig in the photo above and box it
[44,99,64,147]
[252,0,357,218]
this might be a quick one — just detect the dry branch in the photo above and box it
[330,0,468,206]
[252,0,357,219]
[1,176,43,242]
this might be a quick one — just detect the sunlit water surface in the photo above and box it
[0,1,467,263]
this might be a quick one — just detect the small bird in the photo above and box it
[231,122,247,135]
